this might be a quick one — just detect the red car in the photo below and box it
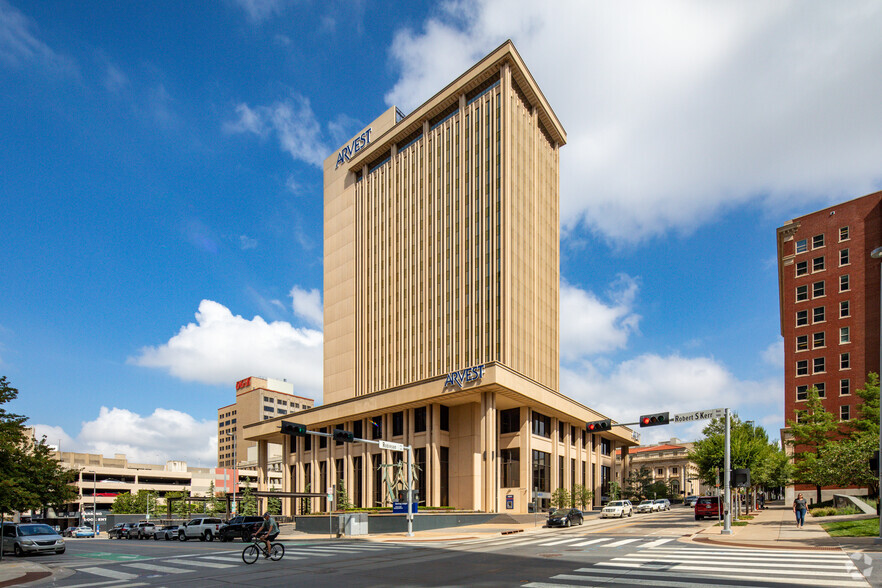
[694,496,721,520]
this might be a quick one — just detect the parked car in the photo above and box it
[127,522,155,539]
[108,522,137,539]
[178,517,224,542]
[654,499,671,511]
[1,524,66,556]
[61,527,76,537]
[73,526,95,538]
[601,500,633,518]
[634,500,655,513]
[218,516,264,542]
[546,508,583,528]
[694,496,722,520]
[684,495,699,507]
[151,525,179,541]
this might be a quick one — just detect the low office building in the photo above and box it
[615,439,707,498]
[244,41,637,516]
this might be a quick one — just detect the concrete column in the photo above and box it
[520,408,532,511]
[281,437,291,517]
[430,404,440,507]
[257,440,268,492]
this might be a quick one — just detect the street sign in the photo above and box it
[379,440,406,452]
[672,408,725,423]
[535,492,552,499]
[392,502,418,513]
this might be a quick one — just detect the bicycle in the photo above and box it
[242,535,285,564]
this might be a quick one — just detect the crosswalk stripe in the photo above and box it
[597,561,858,578]
[620,554,856,570]
[77,567,139,581]
[570,538,610,547]
[122,562,192,574]
[531,569,870,588]
[169,559,237,568]
[605,538,640,547]
[649,547,850,558]
[199,555,244,561]
[537,538,585,546]
[639,538,674,548]
[574,566,870,587]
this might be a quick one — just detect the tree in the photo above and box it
[786,388,839,503]
[239,480,257,516]
[0,376,78,519]
[571,484,593,510]
[206,481,222,515]
[300,482,312,515]
[110,490,157,515]
[551,488,570,509]
[336,486,352,511]
[267,496,282,515]
[608,481,622,501]
[623,467,655,500]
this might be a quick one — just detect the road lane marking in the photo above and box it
[122,562,192,574]
[639,538,674,548]
[570,538,610,547]
[605,538,640,547]
[77,567,139,580]
[536,538,585,546]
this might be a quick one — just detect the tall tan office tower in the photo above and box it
[247,41,636,516]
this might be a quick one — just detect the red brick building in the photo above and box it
[777,191,882,500]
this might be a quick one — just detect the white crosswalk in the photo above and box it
[461,533,677,551]
[64,542,406,586]
[524,544,871,587]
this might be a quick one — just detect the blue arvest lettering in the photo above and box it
[335,128,372,169]
[444,364,485,388]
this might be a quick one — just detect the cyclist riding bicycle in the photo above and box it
[254,512,279,557]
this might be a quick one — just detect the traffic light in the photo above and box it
[639,412,670,427]
[732,468,751,488]
[280,421,308,436]
[586,419,611,432]
[333,428,355,443]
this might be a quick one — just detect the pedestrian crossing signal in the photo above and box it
[639,412,670,427]
[586,419,612,432]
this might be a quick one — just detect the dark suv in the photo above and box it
[108,523,137,539]
[694,496,721,520]
[218,516,264,542]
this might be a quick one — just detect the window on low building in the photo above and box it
[796,385,808,401]
[414,407,427,433]
[501,448,520,487]
[839,226,849,241]
[841,405,850,421]
[812,234,824,248]
[392,411,404,436]
[499,408,520,434]
[532,411,551,438]
[371,415,383,440]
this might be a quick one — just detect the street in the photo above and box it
[24,508,877,587]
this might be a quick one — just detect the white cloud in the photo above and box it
[562,353,781,444]
[231,0,289,23]
[225,95,328,167]
[762,340,784,368]
[128,299,323,402]
[560,276,640,359]
[0,0,76,74]
[386,0,882,243]
[33,407,218,466]
[239,234,258,250]
[289,286,322,327]
[103,64,128,93]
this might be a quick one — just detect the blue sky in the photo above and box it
[3,0,882,465]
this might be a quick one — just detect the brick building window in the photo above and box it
[840,327,850,344]
[796,239,808,253]
[816,382,826,398]
[840,274,850,292]
[797,360,808,376]
[813,357,825,374]
[796,285,808,301]
[812,281,825,297]
[839,226,849,241]
[813,332,825,348]
[813,257,825,272]
[841,405,850,421]
[840,301,850,318]
[841,353,850,370]
[796,310,808,326]
[840,249,850,266]
[812,234,824,248]
[796,261,808,276]
[841,379,851,396]
[796,385,808,401]
[796,335,808,351]
[813,307,825,323]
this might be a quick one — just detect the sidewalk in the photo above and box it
[692,502,882,552]
[0,560,52,588]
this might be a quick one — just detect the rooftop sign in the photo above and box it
[335,128,372,169]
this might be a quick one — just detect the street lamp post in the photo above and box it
[870,246,882,543]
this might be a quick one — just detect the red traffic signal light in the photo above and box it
[639,412,670,427]
[586,419,611,432]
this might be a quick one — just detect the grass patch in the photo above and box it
[820,517,880,537]
[810,506,861,517]
[715,521,748,526]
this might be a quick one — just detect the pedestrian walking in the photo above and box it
[793,493,807,527]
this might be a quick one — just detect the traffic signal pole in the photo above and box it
[722,408,732,535]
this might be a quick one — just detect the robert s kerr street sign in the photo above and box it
[672,408,725,423]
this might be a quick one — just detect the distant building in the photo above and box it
[776,190,882,501]
[615,439,707,497]
[217,376,314,468]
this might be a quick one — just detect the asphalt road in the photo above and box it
[22,508,878,587]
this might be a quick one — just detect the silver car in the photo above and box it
[2,524,66,556]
